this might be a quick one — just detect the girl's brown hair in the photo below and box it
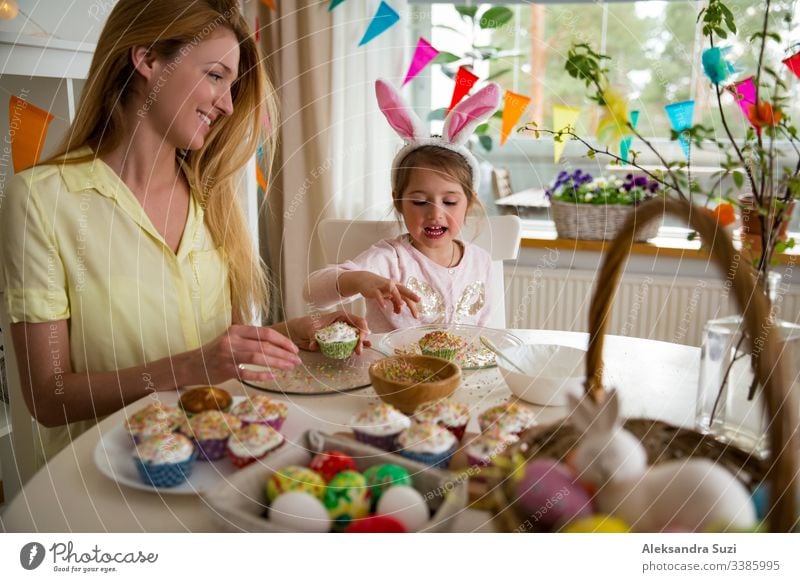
[41,0,277,323]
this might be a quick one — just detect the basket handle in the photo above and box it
[584,197,798,533]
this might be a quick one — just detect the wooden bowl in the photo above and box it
[368,355,462,414]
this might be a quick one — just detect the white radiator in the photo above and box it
[504,267,800,346]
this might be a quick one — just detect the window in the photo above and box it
[408,1,800,233]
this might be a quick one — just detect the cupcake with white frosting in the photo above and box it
[315,321,359,359]
[230,395,288,431]
[226,423,285,468]
[350,403,411,451]
[478,402,537,436]
[465,429,519,468]
[132,432,198,488]
[397,422,458,468]
[413,398,470,441]
[180,410,241,461]
[124,402,183,443]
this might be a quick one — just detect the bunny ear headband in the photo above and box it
[375,78,501,192]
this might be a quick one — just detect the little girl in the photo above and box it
[304,79,501,333]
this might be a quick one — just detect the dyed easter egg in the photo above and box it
[515,458,594,531]
[344,514,407,533]
[270,492,331,533]
[561,515,630,533]
[363,464,411,505]
[266,465,326,502]
[323,470,371,531]
[309,450,357,482]
[376,486,429,532]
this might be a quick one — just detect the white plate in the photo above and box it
[94,411,240,496]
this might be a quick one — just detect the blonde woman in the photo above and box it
[0,0,367,462]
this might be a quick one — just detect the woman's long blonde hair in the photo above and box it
[43,0,276,323]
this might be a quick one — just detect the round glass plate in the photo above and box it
[242,348,385,395]
[376,324,524,369]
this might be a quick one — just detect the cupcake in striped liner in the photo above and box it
[230,395,288,431]
[417,330,466,361]
[465,428,520,468]
[124,402,183,443]
[413,398,470,441]
[349,403,410,451]
[315,322,359,359]
[226,423,285,469]
[180,410,241,461]
[397,422,458,469]
[478,402,537,436]
[132,432,198,488]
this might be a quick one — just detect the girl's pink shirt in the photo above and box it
[303,234,498,333]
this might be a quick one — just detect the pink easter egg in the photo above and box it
[515,458,594,531]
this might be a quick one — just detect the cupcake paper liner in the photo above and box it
[420,347,458,361]
[226,440,284,469]
[240,416,286,432]
[399,446,456,469]
[443,423,467,442]
[318,339,358,360]
[466,453,491,468]
[193,437,229,461]
[133,449,198,488]
[353,430,401,452]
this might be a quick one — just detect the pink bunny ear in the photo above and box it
[375,79,427,141]
[443,82,501,146]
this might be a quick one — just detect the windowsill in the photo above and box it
[520,223,800,265]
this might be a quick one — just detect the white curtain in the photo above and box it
[330,0,410,220]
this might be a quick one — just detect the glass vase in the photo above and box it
[695,273,800,457]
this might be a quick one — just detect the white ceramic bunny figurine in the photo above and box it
[568,389,757,532]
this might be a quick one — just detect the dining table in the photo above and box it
[0,329,701,533]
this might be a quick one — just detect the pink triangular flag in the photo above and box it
[403,38,439,86]
[448,67,478,112]
[728,76,757,128]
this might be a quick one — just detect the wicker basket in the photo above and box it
[550,199,661,242]
[483,198,799,532]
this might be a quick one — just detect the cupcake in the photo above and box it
[398,423,458,469]
[180,410,241,461]
[315,322,359,359]
[132,432,198,488]
[417,330,466,361]
[230,395,288,431]
[179,386,233,415]
[465,429,520,468]
[226,423,285,468]
[413,398,470,441]
[478,402,537,436]
[124,402,183,443]
[350,403,411,451]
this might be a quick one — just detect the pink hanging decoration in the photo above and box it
[403,38,439,86]
[448,67,479,112]
[728,76,757,128]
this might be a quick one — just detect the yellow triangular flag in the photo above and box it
[500,91,531,146]
[552,105,581,163]
[9,96,54,173]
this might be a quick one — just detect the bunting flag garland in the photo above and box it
[664,100,694,159]
[595,87,632,145]
[448,66,479,111]
[701,46,736,85]
[782,51,800,80]
[9,96,54,173]
[358,1,400,46]
[728,76,757,129]
[403,38,438,86]
[552,105,580,163]
[619,110,639,163]
[328,0,347,10]
[500,90,531,146]
[260,0,276,10]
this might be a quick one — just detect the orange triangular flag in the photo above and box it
[500,91,531,145]
[260,0,276,10]
[256,164,268,192]
[9,96,54,172]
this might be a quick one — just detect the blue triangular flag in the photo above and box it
[665,100,694,160]
[328,0,346,10]
[619,110,639,163]
[358,1,400,47]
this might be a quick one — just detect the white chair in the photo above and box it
[317,215,522,328]
[0,292,38,499]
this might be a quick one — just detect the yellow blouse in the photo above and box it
[1,147,231,460]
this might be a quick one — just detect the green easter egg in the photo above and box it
[363,464,412,504]
[323,470,371,531]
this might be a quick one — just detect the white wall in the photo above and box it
[0,0,111,44]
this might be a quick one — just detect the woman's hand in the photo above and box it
[194,324,302,383]
[338,271,420,316]
[283,311,372,354]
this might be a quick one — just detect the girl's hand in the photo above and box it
[339,271,420,316]
[286,312,371,354]
[195,324,302,383]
